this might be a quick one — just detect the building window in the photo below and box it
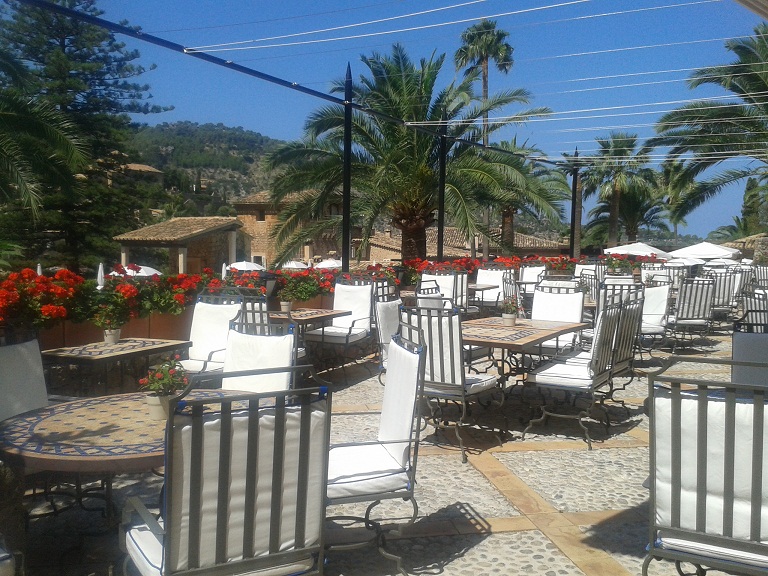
[253,255,263,266]
[256,210,266,221]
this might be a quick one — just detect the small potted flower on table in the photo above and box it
[501,297,522,326]
[139,355,188,420]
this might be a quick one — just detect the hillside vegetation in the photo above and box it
[126,121,284,197]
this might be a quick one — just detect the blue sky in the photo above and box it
[98,0,764,238]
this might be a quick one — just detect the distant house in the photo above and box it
[113,217,246,274]
[233,191,343,268]
[366,227,566,262]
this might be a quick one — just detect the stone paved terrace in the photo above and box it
[10,327,740,576]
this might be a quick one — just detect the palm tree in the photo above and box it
[492,139,569,254]
[583,183,668,244]
[0,50,88,218]
[266,44,555,262]
[655,159,692,240]
[581,132,651,247]
[455,19,514,259]
[646,24,768,212]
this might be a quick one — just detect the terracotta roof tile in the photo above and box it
[114,217,242,243]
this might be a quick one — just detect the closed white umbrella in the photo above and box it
[97,262,105,289]
[281,260,308,269]
[221,262,227,279]
[109,265,162,277]
[227,261,265,271]
[314,258,342,269]
[603,242,672,260]
[36,263,42,275]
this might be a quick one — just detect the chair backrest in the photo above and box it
[573,263,596,278]
[197,288,243,306]
[501,269,518,302]
[753,264,768,288]
[421,271,459,307]
[641,284,671,331]
[536,279,580,292]
[520,265,545,285]
[163,388,331,575]
[373,278,396,302]
[474,267,505,305]
[598,282,644,314]
[579,269,600,301]
[589,301,622,373]
[0,340,49,422]
[612,296,644,375]
[675,277,715,321]
[400,307,464,389]
[374,298,403,364]
[378,332,426,467]
[705,269,737,307]
[231,297,271,335]
[187,301,243,362]
[531,288,584,323]
[332,282,373,331]
[741,288,768,331]
[222,330,296,393]
[415,279,452,309]
[732,331,768,386]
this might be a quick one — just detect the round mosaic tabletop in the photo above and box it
[0,393,167,474]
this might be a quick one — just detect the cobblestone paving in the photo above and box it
[6,331,745,576]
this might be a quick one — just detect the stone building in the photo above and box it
[113,217,246,274]
[233,191,342,268]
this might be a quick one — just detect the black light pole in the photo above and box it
[569,149,579,258]
[342,64,352,272]
[437,119,447,262]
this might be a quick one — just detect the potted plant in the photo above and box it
[500,297,521,326]
[139,354,189,419]
[276,270,322,311]
[90,279,139,344]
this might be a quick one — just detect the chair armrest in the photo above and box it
[120,495,164,552]
[199,347,226,372]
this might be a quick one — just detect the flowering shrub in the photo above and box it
[136,270,214,316]
[276,268,336,302]
[365,263,400,286]
[91,278,140,329]
[600,254,633,271]
[139,354,188,395]
[0,268,86,329]
[541,256,582,273]
[634,254,662,263]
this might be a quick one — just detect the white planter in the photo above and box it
[145,394,171,420]
[502,314,516,327]
[103,328,121,344]
[280,301,292,312]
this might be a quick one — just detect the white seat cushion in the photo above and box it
[327,444,409,500]
[125,522,314,576]
[658,536,768,570]
[527,360,595,390]
[425,373,497,397]
[178,357,224,374]
[304,325,369,344]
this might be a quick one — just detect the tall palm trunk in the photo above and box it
[481,58,490,260]
[501,207,515,255]
[608,180,620,247]
[572,171,583,258]
[400,225,428,261]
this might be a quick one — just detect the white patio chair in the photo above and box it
[530,284,585,357]
[304,281,374,375]
[705,269,738,321]
[326,331,425,576]
[473,266,506,309]
[666,277,715,352]
[178,295,243,374]
[374,297,403,384]
[415,278,448,309]
[399,307,503,463]
[637,284,671,355]
[644,358,768,576]
[221,329,296,393]
[518,264,545,295]
[523,300,624,449]
[122,386,332,576]
[231,297,307,360]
